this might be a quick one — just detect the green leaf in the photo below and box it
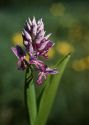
[24,67,37,125]
[36,75,50,100]
[35,53,71,125]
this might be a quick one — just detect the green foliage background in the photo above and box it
[0,1,89,125]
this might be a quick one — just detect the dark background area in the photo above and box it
[0,0,89,125]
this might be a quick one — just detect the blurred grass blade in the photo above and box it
[35,53,71,125]
[25,67,37,125]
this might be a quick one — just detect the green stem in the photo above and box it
[24,67,37,125]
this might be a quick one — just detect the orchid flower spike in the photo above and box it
[22,17,54,59]
[11,17,58,84]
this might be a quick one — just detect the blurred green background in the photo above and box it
[0,0,89,125]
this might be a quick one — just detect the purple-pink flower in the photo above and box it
[11,17,58,84]
[37,67,58,84]
[11,45,27,70]
[22,17,54,59]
